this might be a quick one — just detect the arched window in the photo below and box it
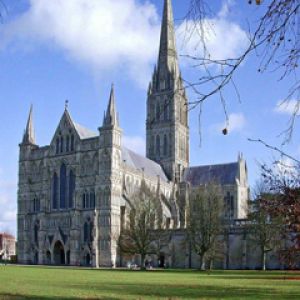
[163,134,167,156]
[82,191,95,209]
[33,197,40,212]
[156,103,160,121]
[151,135,155,155]
[34,222,39,244]
[156,135,160,156]
[83,222,93,243]
[82,193,86,209]
[104,188,110,206]
[90,192,95,209]
[150,104,155,120]
[164,100,168,120]
[66,135,70,152]
[71,135,75,151]
[89,222,93,242]
[68,170,75,209]
[56,138,59,154]
[60,136,64,153]
[84,222,89,242]
[52,172,58,209]
[60,164,67,209]
[86,193,90,208]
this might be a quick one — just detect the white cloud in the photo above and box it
[176,0,248,63]
[123,135,145,156]
[227,113,246,132]
[274,157,297,176]
[0,0,161,87]
[213,112,246,134]
[274,99,300,116]
[218,0,235,19]
[0,0,248,86]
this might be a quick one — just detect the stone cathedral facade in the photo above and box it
[17,0,256,269]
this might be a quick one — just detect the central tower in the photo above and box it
[146,0,189,181]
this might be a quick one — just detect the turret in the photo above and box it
[103,84,119,127]
[98,85,122,267]
[19,105,38,161]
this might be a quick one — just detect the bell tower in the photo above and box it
[146,0,189,181]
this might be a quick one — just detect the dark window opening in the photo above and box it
[66,135,70,152]
[71,135,75,151]
[60,164,67,209]
[52,173,58,209]
[68,170,75,209]
[60,136,64,153]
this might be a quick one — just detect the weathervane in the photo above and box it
[65,99,69,110]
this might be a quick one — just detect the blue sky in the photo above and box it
[0,0,299,235]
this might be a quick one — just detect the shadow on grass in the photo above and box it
[12,265,300,276]
[2,281,300,299]
[45,280,300,300]
[0,294,119,300]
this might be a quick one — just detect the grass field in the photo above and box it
[0,266,300,299]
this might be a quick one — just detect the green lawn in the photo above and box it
[0,266,300,299]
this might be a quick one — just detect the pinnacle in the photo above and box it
[22,105,36,145]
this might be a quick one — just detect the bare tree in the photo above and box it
[118,181,169,270]
[184,0,299,141]
[186,183,224,270]
[247,180,283,270]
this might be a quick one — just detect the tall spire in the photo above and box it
[22,105,36,145]
[103,84,118,127]
[158,0,178,74]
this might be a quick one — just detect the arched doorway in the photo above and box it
[66,250,70,265]
[85,253,91,266]
[46,251,51,265]
[53,241,65,265]
[34,251,38,265]
[159,254,165,268]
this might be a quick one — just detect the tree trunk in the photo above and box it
[261,249,266,271]
[199,254,205,270]
[141,254,146,270]
[209,258,213,271]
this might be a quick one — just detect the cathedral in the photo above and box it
[17,0,255,269]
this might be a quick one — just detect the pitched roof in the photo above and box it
[74,122,98,139]
[0,233,15,240]
[183,162,239,186]
[122,147,168,182]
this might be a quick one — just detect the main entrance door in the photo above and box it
[53,241,65,265]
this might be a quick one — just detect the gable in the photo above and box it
[50,110,97,155]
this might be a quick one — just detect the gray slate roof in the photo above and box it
[74,122,98,139]
[183,162,239,186]
[122,147,168,182]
